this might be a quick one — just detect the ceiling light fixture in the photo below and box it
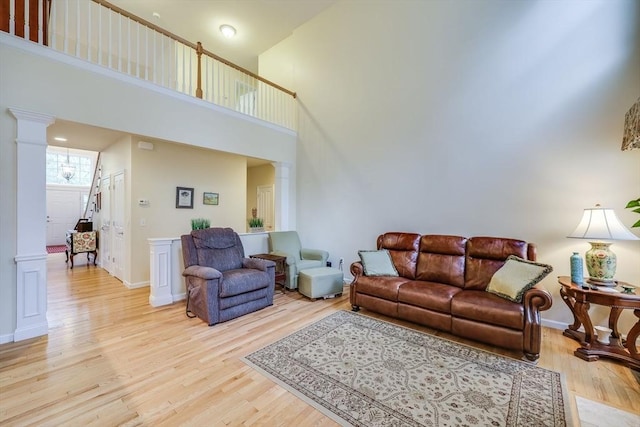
[54,136,67,142]
[220,24,236,39]
[60,148,76,182]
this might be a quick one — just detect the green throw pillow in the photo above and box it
[486,255,553,303]
[358,249,399,277]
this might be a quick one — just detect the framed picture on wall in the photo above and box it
[203,192,219,205]
[176,187,194,208]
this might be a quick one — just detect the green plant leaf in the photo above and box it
[633,219,640,228]
[625,198,640,208]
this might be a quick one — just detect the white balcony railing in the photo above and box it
[2,0,297,131]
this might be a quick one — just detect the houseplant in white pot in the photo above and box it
[248,217,264,233]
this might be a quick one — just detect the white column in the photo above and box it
[148,238,175,307]
[10,108,55,341]
[272,162,291,231]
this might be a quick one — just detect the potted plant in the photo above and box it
[191,218,210,230]
[625,198,640,228]
[248,217,264,233]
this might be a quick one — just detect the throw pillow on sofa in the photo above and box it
[486,255,553,303]
[358,249,399,277]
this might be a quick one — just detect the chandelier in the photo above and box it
[60,148,76,182]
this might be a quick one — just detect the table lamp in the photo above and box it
[567,204,639,285]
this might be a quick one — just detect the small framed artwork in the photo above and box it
[176,187,194,209]
[203,192,219,205]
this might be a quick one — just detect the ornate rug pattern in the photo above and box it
[46,245,67,254]
[242,311,571,426]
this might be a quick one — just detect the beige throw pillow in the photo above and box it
[486,255,553,303]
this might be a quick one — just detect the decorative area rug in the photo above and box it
[242,311,571,426]
[46,245,67,254]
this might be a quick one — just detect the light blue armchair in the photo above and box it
[268,231,329,290]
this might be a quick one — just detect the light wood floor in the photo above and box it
[1,253,638,426]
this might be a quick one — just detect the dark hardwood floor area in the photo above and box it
[0,253,638,425]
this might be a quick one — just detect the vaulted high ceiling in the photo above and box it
[107,0,338,72]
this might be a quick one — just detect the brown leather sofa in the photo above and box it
[350,232,553,361]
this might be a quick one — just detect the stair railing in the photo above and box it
[1,0,297,130]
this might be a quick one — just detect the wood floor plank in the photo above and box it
[0,252,638,426]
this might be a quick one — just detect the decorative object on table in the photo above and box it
[567,204,639,285]
[594,326,612,345]
[625,197,640,228]
[203,192,219,205]
[248,217,264,232]
[190,218,210,230]
[620,284,636,294]
[175,186,194,208]
[621,96,639,151]
[570,251,584,285]
[243,311,572,427]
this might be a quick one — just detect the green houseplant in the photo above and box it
[248,217,264,232]
[191,218,210,230]
[625,198,640,228]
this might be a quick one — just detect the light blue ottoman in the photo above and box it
[298,267,344,300]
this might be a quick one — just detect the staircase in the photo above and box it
[83,152,101,221]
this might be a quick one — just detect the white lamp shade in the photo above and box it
[568,207,639,241]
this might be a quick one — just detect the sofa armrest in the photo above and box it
[243,257,276,271]
[521,286,553,361]
[301,248,329,262]
[350,261,364,279]
[182,265,222,280]
[523,286,553,312]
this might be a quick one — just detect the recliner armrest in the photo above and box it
[183,265,222,280]
[301,248,329,262]
[243,258,275,271]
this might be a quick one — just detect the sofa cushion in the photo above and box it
[398,280,462,313]
[358,249,399,276]
[353,275,410,302]
[464,237,530,290]
[451,290,524,330]
[486,256,553,303]
[377,232,420,279]
[416,235,467,288]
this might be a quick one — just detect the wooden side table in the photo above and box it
[558,276,639,370]
[250,253,287,294]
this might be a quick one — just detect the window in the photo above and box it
[46,150,93,186]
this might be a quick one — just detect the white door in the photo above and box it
[46,188,83,245]
[257,185,274,231]
[100,176,112,274]
[112,171,125,282]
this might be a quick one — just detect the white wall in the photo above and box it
[260,0,640,329]
[130,139,249,285]
[0,34,297,339]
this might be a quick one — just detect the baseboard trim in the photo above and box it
[541,318,566,331]
[0,333,15,344]
[125,280,149,289]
